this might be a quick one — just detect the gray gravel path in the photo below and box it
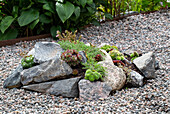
[0,11,169,113]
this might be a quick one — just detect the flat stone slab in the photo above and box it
[21,58,73,85]
[3,65,23,88]
[23,77,81,98]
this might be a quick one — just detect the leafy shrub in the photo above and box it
[61,49,82,66]
[0,0,100,40]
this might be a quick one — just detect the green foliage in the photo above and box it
[100,44,118,52]
[109,49,124,61]
[57,30,81,43]
[142,0,169,12]
[130,51,139,61]
[84,69,103,82]
[21,55,35,69]
[61,49,82,66]
[58,39,106,79]
[118,64,132,84]
[82,58,105,77]
[0,0,99,40]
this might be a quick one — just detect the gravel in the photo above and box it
[0,11,170,113]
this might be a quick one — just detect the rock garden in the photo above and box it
[4,30,159,101]
[0,11,169,113]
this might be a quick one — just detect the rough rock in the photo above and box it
[79,51,87,63]
[78,79,112,101]
[127,70,144,87]
[34,42,63,63]
[98,49,126,91]
[21,58,73,85]
[133,52,156,78]
[3,65,23,88]
[27,48,35,56]
[23,77,81,98]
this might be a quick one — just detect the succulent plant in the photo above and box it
[21,55,35,69]
[72,69,79,75]
[130,51,139,61]
[84,69,103,82]
[61,49,82,66]
[95,54,103,62]
[101,45,118,52]
[109,49,125,61]
[56,30,81,43]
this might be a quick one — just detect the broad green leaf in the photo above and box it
[50,26,61,38]
[56,1,75,23]
[39,14,51,24]
[43,2,55,13]
[30,19,39,30]
[0,16,15,33]
[44,12,52,17]
[74,6,80,19]
[79,0,87,7]
[18,9,39,26]
[104,12,113,20]
[87,0,93,4]
[0,28,18,41]
[87,7,95,14]
[92,20,100,26]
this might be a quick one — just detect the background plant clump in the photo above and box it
[0,0,169,40]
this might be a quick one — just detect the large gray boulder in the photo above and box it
[98,50,126,91]
[23,77,81,98]
[127,70,144,87]
[33,42,63,63]
[21,58,73,85]
[78,79,112,101]
[3,65,23,88]
[133,52,156,78]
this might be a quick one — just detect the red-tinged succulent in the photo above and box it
[95,54,103,62]
[61,49,82,66]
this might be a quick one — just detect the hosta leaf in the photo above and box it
[74,6,80,19]
[79,0,87,7]
[0,28,18,41]
[43,2,55,13]
[87,0,93,4]
[50,25,62,38]
[39,14,51,24]
[56,1,75,23]
[30,19,39,30]
[18,9,39,26]
[0,16,15,33]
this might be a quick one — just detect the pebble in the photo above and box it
[0,11,170,113]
